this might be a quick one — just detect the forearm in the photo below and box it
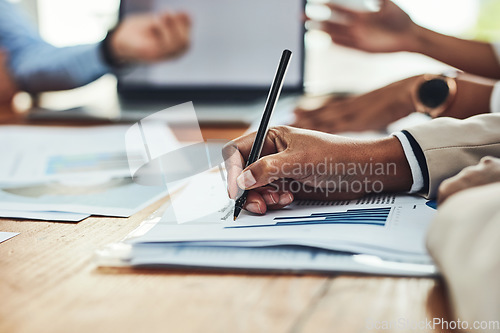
[360,136,413,194]
[9,43,110,93]
[442,73,496,119]
[0,0,110,93]
[411,26,500,80]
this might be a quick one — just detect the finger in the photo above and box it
[325,3,362,19]
[177,12,191,27]
[152,14,175,58]
[223,141,247,199]
[223,129,283,197]
[293,106,310,115]
[437,177,467,205]
[321,21,354,36]
[164,13,190,51]
[304,108,353,132]
[253,186,294,209]
[294,103,331,115]
[238,151,297,190]
[330,34,361,49]
[270,191,295,210]
[161,13,184,53]
[244,190,266,214]
[223,132,257,164]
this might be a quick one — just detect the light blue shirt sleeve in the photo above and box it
[0,0,110,93]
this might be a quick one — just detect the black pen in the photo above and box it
[233,49,293,221]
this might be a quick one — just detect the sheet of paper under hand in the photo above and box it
[128,172,436,264]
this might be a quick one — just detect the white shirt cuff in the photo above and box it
[392,132,424,193]
[490,81,500,114]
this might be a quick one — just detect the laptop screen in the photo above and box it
[118,0,305,101]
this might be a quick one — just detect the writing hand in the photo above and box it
[223,126,411,214]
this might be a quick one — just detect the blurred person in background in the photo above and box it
[428,156,500,330]
[0,0,190,103]
[293,0,500,133]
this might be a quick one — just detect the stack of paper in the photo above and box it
[96,172,438,276]
[0,125,178,222]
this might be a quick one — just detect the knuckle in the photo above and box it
[439,179,452,194]
[222,142,239,160]
[268,126,287,137]
[480,156,494,164]
[259,159,275,174]
[437,185,447,199]
[257,160,279,182]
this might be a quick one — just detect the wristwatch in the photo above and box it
[412,73,458,118]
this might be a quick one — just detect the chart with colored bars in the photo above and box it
[230,207,391,229]
[274,207,390,226]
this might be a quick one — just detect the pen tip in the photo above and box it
[233,216,237,221]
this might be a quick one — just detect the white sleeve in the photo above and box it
[392,132,424,193]
[490,81,500,114]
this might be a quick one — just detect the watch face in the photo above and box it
[418,78,449,108]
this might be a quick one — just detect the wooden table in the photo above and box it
[0,105,453,333]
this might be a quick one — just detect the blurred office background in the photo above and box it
[7,0,500,110]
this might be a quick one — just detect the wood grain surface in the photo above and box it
[0,113,455,333]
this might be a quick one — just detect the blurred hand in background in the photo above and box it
[296,0,500,134]
[0,0,192,93]
[438,156,500,204]
[319,0,417,53]
[293,76,417,133]
[313,0,500,78]
[110,12,191,64]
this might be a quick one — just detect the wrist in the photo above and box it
[389,75,423,119]
[101,28,128,68]
[367,136,413,193]
[442,75,494,118]
[408,25,434,55]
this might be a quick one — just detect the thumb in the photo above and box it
[236,152,295,190]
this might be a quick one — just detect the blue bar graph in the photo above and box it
[229,207,391,229]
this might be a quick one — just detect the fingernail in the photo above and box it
[236,170,256,189]
[279,193,293,206]
[264,192,278,205]
[246,202,263,215]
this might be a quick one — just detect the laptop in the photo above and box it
[117,0,306,124]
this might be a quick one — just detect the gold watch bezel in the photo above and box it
[412,73,458,118]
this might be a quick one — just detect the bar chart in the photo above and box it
[229,207,391,228]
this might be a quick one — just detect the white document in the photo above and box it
[127,172,437,264]
[0,210,89,222]
[0,125,177,185]
[0,232,19,244]
[125,244,436,276]
[95,171,438,275]
[0,173,170,217]
[0,125,180,217]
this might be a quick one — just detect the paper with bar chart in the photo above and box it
[126,172,436,265]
